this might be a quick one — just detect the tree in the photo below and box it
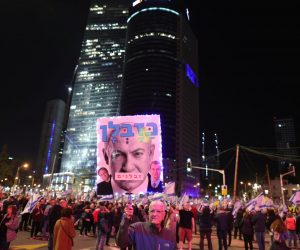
[0,144,17,185]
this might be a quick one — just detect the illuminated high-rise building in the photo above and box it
[60,0,130,186]
[36,99,66,183]
[274,117,298,173]
[120,0,200,195]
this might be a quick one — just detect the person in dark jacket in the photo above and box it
[266,209,281,244]
[251,207,267,250]
[215,205,230,250]
[296,210,300,245]
[198,205,214,250]
[116,200,176,250]
[234,207,244,240]
[270,219,290,250]
[241,210,254,250]
[48,199,68,250]
[30,202,43,238]
[227,206,234,246]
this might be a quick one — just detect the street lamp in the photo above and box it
[13,163,29,192]
[28,175,34,187]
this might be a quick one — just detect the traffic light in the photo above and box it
[186,158,192,172]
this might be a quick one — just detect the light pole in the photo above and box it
[280,165,295,207]
[13,163,29,192]
[28,175,34,187]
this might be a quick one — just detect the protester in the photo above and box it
[116,200,177,250]
[270,218,290,250]
[80,205,93,236]
[96,206,109,250]
[266,209,281,244]
[198,205,214,250]
[178,202,194,250]
[53,208,76,250]
[165,204,179,237]
[252,206,267,250]
[284,212,297,248]
[0,205,19,250]
[111,206,122,243]
[30,201,43,239]
[234,207,244,240]
[48,199,68,250]
[296,210,300,246]
[215,205,230,250]
[240,210,254,250]
[227,204,234,246]
[105,203,113,246]
[18,195,30,231]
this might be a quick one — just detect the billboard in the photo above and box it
[96,115,163,196]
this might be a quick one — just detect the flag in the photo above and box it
[232,200,242,217]
[179,192,189,209]
[151,193,164,201]
[164,182,176,197]
[21,194,43,214]
[289,190,300,205]
[245,192,264,212]
[100,194,114,201]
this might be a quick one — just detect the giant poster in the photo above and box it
[96,115,163,196]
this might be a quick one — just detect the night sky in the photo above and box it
[1,1,299,181]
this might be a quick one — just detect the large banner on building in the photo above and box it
[96,115,163,196]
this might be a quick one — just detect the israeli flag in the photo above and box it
[289,189,300,205]
[21,193,43,214]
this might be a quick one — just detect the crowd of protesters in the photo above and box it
[1,191,300,250]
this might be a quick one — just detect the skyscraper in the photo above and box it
[60,0,130,185]
[36,99,66,182]
[274,117,298,173]
[120,0,200,194]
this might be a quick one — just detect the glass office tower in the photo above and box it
[36,99,66,183]
[60,1,130,185]
[274,117,298,173]
[120,0,200,195]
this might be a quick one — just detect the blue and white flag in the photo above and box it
[21,193,43,214]
[164,182,176,197]
[245,192,264,211]
[178,192,189,209]
[151,193,165,201]
[245,192,274,211]
[100,194,114,201]
[232,200,242,217]
[289,190,300,205]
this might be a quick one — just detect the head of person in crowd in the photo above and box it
[183,202,190,211]
[102,125,155,192]
[148,200,166,230]
[202,205,211,216]
[59,199,68,208]
[61,208,73,219]
[7,205,17,216]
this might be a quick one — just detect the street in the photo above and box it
[10,228,279,250]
